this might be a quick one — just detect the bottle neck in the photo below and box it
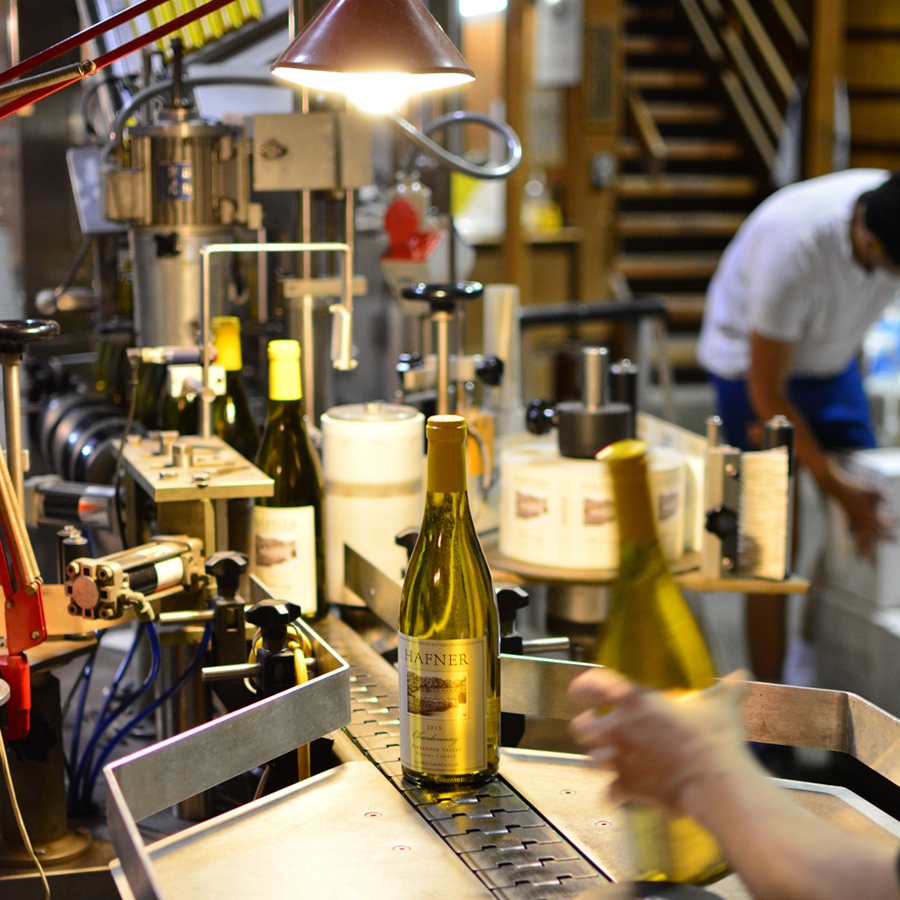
[609,461,658,546]
[268,357,302,403]
[426,437,467,494]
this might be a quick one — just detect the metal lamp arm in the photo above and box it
[388,109,522,180]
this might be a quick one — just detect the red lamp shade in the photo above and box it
[271,0,474,107]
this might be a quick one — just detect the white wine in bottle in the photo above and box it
[210,316,259,462]
[252,340,327,620]
[398,415,500,788]
[596,439,727,885]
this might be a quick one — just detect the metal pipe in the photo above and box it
[1,355,23,508]
[200,241,354,435]
[434,311,452,415]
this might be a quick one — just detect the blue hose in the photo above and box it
[83,621,213,807]
[66,645,98,786]
[70,621,161,813]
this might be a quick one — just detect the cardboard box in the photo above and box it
[823,448,900,610]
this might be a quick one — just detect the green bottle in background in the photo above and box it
[251,340,327,620]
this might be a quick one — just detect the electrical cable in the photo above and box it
[51,234,93,305]
[113,351,141,548]
[71,621,161,812]
[61,642,96,720]
[66,644,99,786]
[78,624,143,769]
[0,727,50,899]
[83,621,213,805]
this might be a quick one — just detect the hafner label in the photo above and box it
[251,505,316,614]
[398,634,487,775]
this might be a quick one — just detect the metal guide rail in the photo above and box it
[318,616,610,899]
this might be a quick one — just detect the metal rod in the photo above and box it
[581,346,608,411]
[0,0,240,120]
[1,357,23,509]
[0,0,169,86]
[434,311,451,415]
[201,242,354,436]
[0,60,95,104]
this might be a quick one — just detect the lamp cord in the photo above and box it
[0,729,50,899]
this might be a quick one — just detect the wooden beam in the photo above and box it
[503,0,529,298]
[805,0,846,177]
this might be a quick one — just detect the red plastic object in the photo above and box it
[0,653,31,740]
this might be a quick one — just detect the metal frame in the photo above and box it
[103,617,351,900]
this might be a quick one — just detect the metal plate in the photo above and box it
[110,762,483,900]
[120,435,273,502]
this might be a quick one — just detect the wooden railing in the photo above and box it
[676,0,810,171]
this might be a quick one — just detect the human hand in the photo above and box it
[568,668,752,819]
[825,465,893,559]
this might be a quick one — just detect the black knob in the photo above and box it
[245,599,302,637]
[400,281,484,314]
[206,551,248,600]
[496,584,529,626]
[526,398,557,435]
[704,505,739,540]
[395,527,420,561]
[0,319,59,356]
[476,355,504,387]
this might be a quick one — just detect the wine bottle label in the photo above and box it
[251,505,317,615]
[398,634,487,775]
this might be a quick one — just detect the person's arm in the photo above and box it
[568,668,900,900]
[748,331,888,557]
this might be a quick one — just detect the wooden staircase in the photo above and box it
[614,0,804,376]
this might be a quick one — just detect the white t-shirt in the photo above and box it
[697,169,900,380]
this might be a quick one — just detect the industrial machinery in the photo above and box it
[4,4,899,900]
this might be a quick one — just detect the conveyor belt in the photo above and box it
[319,616,610,899]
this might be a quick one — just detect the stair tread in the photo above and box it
[627,69,710,90]
[624,35,694,55]
[618,211,746,236]
[619,137,744,161]
[619,252,721,279]
[644,102,727,123]
[618,173,761,197]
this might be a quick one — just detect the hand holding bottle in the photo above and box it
[568,668,751,815]
[569,667,900,900]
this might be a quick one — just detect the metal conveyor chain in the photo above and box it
[320,617,609,899]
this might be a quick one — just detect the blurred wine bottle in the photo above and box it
[596,438,727,885]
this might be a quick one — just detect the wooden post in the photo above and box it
[804,0,846,177]
[503,0,529,299]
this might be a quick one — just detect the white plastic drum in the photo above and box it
[499,439,686,570]
[322,403,425,604]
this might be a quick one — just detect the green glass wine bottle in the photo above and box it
[398,414,501,788]
[596,438,727,885]
[210,316,259,461]
[251,340,327,620]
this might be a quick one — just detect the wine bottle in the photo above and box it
[210,316,260,461]
[251,340,327,620]
[596,438,727,885]
[398,414,500,788]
